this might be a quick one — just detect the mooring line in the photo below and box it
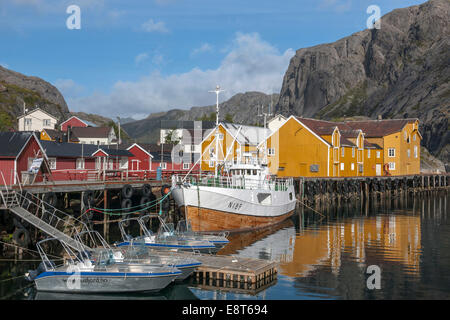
[296,200,325,217]
[0,283,34,300]
[0,240,63,259]
[0,275,25,283]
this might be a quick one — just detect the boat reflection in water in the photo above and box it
[30,283,199,300]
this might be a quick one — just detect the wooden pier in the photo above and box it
[177,252,277,294]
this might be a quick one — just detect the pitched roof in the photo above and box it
[42,129,79,143]
[94,148,133,157]
[344,119,418,137]
[206,123,270,146]
[40,140,100,157]
[17,107,59,121]
[364,141,382,149]
[70,127,112,139]
[296,117,352,136]
[61,116,97,128]
[0,132,34,157]
[340,136,356,147]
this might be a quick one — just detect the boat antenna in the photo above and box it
[208,85,224,177]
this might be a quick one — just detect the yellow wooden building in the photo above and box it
[40,128,79,143]
[259,116,420,177]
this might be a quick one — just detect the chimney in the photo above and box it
[377,115,382,120]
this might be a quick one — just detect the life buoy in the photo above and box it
[121,198,132,212]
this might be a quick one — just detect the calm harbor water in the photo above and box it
[1,192,448,300]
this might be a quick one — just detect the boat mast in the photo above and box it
[209,85,224,177]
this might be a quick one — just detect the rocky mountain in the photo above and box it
[276,0,449,168]
[122,91,278,143]
[0,66,70,130]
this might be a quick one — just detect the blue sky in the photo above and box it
[0,0,427,119]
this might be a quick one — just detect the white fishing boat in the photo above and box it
[171,86,297,232]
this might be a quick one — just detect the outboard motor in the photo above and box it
[25,260,55,282]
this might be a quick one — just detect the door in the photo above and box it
[375,164,381,176]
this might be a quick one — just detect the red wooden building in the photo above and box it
[60,116,93,131]
[0,132,46,186]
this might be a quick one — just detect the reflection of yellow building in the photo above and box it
[279,215,421,277]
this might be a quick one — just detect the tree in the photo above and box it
[224,113,233,123]
[163,129,180,145]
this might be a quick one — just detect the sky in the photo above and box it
[0,0,427,119]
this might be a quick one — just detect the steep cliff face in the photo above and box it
[276,0,449,166]
[0,66,70,130]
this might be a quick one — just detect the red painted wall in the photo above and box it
[127,145,151,171]
[61,117,88,131]
[0,158,15,185]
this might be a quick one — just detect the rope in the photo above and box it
[82,191,172,217]
[0,283,34,300]
[296,200,325,218]
[0,240,63,259]
[0,275,25,283]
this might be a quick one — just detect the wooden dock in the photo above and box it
[177,252,277,293]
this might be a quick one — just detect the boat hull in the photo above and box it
[34,271,180,293]
[180,205,295,232]
[172,184,297,232]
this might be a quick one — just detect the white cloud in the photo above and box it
[54,79,85,98]
[141,19,169,33]
[67,32,294,119]
[135,53,149,65]
[191,43,213,56]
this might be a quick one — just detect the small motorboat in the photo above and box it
[75,230,202,281]
[170,218,229,250]
[116,215,217,254]
[26,238,181,293]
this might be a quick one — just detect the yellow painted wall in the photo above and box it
[40,130,53,141]
[266,117,330,177]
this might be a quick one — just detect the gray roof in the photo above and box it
[204,123,271,146]
[0,132,34,157]
[40,140,132,158]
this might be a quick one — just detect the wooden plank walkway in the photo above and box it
[177,252,277,285]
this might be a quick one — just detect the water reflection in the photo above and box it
[220,193,449,299]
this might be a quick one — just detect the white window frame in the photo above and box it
[352,147,355,158]
[268,148,275,156]
[76,158,85,170]
[376,151,381,158]
[160,162,167,170]
[367,149,371,158]
[414,146,418,158]
[183,163,190,170]
[47,157,57,170]
[218,133,224,140]
[341,148,345,157]
[413,134,416,141]
[407,149,410,158]
[388,148,395,157]
[95,157,101,170]
[43,119,51,127]
[340,163,344,171]
[120,157,128,169]
[209,160,215,168]
[351,163,355,171]
[24,118,32,126]
[388,162,395,170]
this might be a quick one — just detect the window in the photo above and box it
[352,148,355,158]
[252,170,257,175]
[108,159,113,170]
[43,119,51,127]
[404,130,407,141]
[76,158,85,169]
[413,134,416,141]
[310,164,319,172]
[341,148,345,157]
[24,118,32,127]
[340,163,344,171]
[268,148,275,156]
[414,146,418,158]
[120,157,128,169]
[358,164,363,173]
[191,145,196,152]
[160,162,167,170]
[388,162,395,170]
[183,163,190,170]
[367,149,371,158]
[247,170,251,175]
[218,133,224,140]
[388,148,395,157]
[48,158,56,170]
[351,163,355,171]
[209,160,214,168]
[95,158,101,170]
[376,151,381,158]
[407,149,410,158]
